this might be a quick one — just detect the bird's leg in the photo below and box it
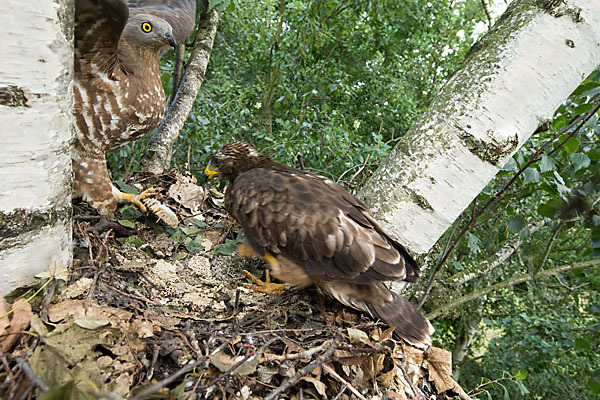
[118,187,162,213]
[243,269,286,296]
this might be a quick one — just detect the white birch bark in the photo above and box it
[358,0,600,255]
[0,0,73,293]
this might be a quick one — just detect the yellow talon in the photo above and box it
[120,187,161,212]
[243,269,286,296]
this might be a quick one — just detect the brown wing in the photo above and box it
[128,0,196,44]
[226,164,420,285]
[75,0,129,74]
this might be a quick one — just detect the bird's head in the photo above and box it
[122,14,177,53]
[205,142,269,182]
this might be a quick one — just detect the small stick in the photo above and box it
[398,360,420,398]
[145,343,160,382]
[264,334,341,400]
[15,357,48,392]
[0,347,15,381]
[130,359,205,400]
[296,152,305,170]
[104,284,162,306]
[348,154,370,184]
[39,278,57,323]
[322,364,367,400]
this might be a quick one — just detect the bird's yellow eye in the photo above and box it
[141,22,152,33]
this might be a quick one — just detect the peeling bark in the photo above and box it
[0,0,74,293]
[141,9,219,174]
[358,0,600,255]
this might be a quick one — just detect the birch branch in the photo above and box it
[141,9,219,174]
[447,220,546,286]
[427,258,600,320]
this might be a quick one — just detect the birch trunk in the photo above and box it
[0,0,73,293]
[358,0,600,255]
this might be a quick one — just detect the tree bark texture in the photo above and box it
[141,9,219,174]
[0,0,74,293]
[358,0,600,255]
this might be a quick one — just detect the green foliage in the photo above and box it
[109,0,488,189]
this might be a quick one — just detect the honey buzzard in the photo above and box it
[206,142,433,345]
[72,0,196,217]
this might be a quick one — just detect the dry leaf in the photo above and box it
[425,346,460,394]
[169,179,205,213]
[35,262,69,281]
[1,298,33,352]
[347,328,369,346]
[302,376,327,398]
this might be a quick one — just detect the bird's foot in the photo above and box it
[243,269,286,296]
[120,187,162,212]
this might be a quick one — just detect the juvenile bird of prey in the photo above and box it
[205,142,434,345]
[72,0,196,217]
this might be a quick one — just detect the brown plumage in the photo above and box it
[72,0,196,217]
[206,142,434,345]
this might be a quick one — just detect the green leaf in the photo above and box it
[507,216,526,233]
[174,252,188,261]
[193,219,207,228]
[117,219,135,229]
[571,153,591,171]
[574,338,591,349]
[502,157,517,171]
[539,154,556,173]
[184,236,205,254]
[120,204,142,220]
[180,226,200,236]
[563,137,580,154]
[117,235,143,248]
[572,103,596,115]
[588,148,600,161]
[114,180,138,195]
[590,381,600,394]
[502,384,510,400]
[523,167,541,184]
[467,233,480,253]
[538,198,564,218]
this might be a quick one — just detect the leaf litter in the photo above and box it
[0,169,472,399]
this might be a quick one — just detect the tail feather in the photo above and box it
[367,291,433,345]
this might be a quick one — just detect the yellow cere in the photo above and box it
[204,167,218,178]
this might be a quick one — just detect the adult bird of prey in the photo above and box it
[72,0,196,218]
[205,142,434,345]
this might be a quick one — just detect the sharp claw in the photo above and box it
[243,270,285,295]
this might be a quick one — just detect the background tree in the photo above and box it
[0,0,73,293]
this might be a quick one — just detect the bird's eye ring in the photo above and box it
[141,22,152,32]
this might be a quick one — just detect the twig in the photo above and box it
[348,154,370,184]
[398,360,420,398]
[0,347,15,381]
[130,359,205,400]
[322,364,367,400]
[296,152,305,170]
[264,334,342,400]
[39,278,57,323]
[533,220,564,275]
[428,259,600,319]
[417,213,464,309]
[15,357,48,392]
[145,343,160,382]
[103,283,163,306]
[261,338,331,362]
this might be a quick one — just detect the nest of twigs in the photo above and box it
[0,170,472,400]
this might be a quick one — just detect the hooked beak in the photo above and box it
[163,31,177,48]
[204,167,218,179]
